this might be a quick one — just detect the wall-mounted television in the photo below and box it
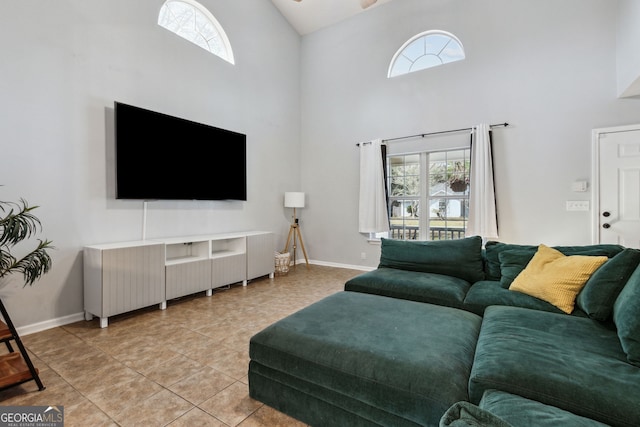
[114,101,246,201]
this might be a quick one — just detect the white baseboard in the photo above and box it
[17,262,371,336]
[17,312,86,336]
[304,259,375,272]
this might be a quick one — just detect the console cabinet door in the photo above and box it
[212,254,246,288]
[102,244,165,316]
[85,243,165,318]
[166,260,212,300]
[247,233,275,280]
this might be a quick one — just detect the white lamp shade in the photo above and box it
[284,192,305,208]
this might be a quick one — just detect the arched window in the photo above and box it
[158,0,235,65]
[388,30,464,78]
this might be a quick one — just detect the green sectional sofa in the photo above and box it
[249,236,640,426]
[345,237,628,317]
[250,291,481,426]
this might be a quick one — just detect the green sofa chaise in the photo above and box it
[249,237,640,426]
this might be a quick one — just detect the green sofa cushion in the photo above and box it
[378,236,485,283]
[577,249,640,321]
[469,306,640,427]
[484,241,623,281]
[344,267,471,309]
[463,280,585,317]
[499,246,629,289]
[613,264,640,367]
[484,242,536,280]
[498,248,537,287]
[250,363,414,427]
[439,400,512,427]
[479,390,609,427]
[249,292,482,427]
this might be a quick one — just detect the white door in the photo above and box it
[593,125,640,248]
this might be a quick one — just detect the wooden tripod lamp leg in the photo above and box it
[295,225,309,267]
[283,224,294,254]
[282,199,309,267]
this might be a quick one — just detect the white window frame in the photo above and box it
[388,30,465,78]
[158,0,235,64]
[382,147,470,241]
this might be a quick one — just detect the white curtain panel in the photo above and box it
[467,124,499,239]
[359,139,390,233]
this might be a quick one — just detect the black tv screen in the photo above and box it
[114,102,246,201]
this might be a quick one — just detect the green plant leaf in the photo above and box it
[0,197,53,286]
[0,199,43,247]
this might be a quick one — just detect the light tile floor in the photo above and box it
[0,265,361,426]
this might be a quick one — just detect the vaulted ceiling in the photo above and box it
[270,0,396,35]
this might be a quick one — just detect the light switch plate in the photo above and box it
[566,200,590,211]
[572,180,588,192]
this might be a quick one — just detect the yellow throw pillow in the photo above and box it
[509,244,608,314]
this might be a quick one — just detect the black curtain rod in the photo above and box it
[357,122,509,146]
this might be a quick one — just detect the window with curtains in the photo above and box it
[387,149,470,240]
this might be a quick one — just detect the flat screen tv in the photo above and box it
[114,101,247,201]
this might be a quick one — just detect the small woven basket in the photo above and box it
[274,252,291,275]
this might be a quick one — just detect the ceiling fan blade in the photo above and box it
[360,0,378,9]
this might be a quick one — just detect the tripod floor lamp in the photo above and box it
[283,192,309,267]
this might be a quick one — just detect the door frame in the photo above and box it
[591,123,640,244]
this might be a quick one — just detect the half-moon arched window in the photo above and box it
[158,0,235,65]
[388,30,464,78]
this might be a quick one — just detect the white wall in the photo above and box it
[617,0,640,97]
[0,0,301,327]
[299,0,640,269]
[3,0,640,330]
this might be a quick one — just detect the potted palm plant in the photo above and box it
[0,197,52,392]
[0,198,53,288]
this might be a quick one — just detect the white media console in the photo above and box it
[83,231,274,328]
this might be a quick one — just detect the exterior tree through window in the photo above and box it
[388,149,470,240]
